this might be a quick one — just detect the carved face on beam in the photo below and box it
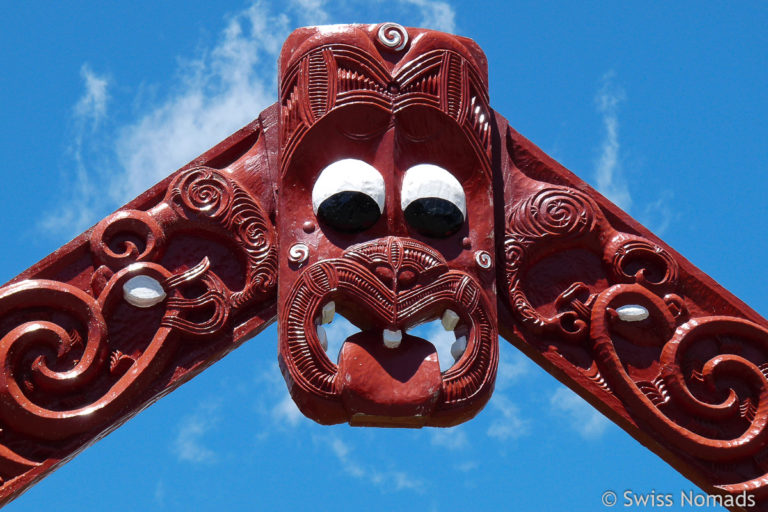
[276,23,499,427]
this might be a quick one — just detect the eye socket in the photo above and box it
[312,159,385,233]
[401,164,466,238]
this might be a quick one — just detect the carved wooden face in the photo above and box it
[276,24,499,427]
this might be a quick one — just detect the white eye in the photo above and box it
[312,159,385,232]
[401,164,466,238]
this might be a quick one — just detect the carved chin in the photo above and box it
[278,237,498,428]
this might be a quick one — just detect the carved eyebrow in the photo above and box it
[339,117,393,142]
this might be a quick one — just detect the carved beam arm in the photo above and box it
[494,112,768,507]
[0,106,280,505]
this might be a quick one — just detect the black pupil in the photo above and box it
[317,191,380,232]
[404,197,464,238]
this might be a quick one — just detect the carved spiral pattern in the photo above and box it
[591,284,768,471]
[377,22,409,51]
[503,187,601,340]
[169,167,277,306]
[176,169,232,218]
[608,237,679,293]
[90,210,166,270]
[509,187,599,240]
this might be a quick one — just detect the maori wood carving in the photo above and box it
[0,113,279,504]
[0,22,766,510]
[276,25,497,427]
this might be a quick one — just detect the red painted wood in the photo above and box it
[276,25,498,427]
[0,23,765,511]
[0,107,279,505]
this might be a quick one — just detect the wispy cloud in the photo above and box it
[44,0,460,240]
[640,189,676,237]
[272,391,305,427]
[74,64,109,127]
[495,346,531,391]
[290,0,330,25]
[400,0,456,32]
[113,2,289,202]
[594,71,631,212]
[431,427,468,450]
[323,435,425,492]
[486,393,529,441]
[154,480,166,507]
[174,401,220,463]
[549,386,608,439]
[40,65,110,236]
[453,461,477,473]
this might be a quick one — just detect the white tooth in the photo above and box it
[616,304,649,322]
[321,301,335,325]
[451,336,467,360]
[383,329,402,349]
[441,309,460,331]
[317,325,328,351]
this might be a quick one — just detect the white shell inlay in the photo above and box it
[400,164,466,219]
[474,250,492,269]
[123,275,166,308]
[312,159,385,215]
[616,304,650,322]
[288,243,309,264]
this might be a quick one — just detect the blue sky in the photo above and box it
[1,1,767,511]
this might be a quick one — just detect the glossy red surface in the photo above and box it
[0,22,766,511]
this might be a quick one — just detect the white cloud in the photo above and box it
[453,461,477,473]
[174,411,218,463]
[430,427,468,450]
[113,2,292,202]
[486,393,529,441]
[323,435,424,491]
[74,64,109,128]
[640,189,676,236]
[44,1,462,240]
[291,0,330,25]
[549,386,608,439]
[495,346,531,391]
[154,480,166,506]
[41,65,111,236]
[400,0,456,32]
[272,391,305,427]
[594,71,631,212]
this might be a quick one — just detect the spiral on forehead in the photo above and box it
[377,22,409,52]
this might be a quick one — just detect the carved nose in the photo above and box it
[372,267,417,292]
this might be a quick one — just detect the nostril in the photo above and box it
[374,266,394,287]
[397,269,417,290]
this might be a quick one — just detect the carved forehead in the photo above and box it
[279,24,488,84]
[278,23,493,178]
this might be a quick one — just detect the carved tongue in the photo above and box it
[337,331,442,427]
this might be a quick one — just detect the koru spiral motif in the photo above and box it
[0,22,765,510]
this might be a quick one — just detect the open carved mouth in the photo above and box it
[279,237,498,427]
